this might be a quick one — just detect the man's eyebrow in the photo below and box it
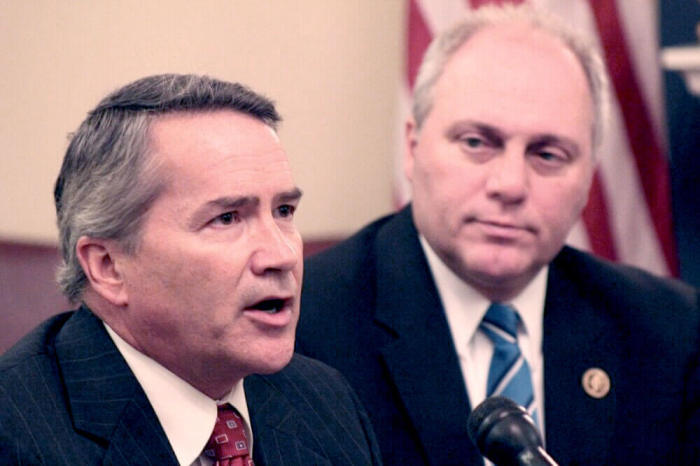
[188,196,259,228]
[528,134,581,156]
[446,120,582,154]
[276,187,303,204]
[445,120,504,142]
[188,189,302,228]
[205,196,260,210]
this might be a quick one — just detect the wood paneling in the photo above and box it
[0,239,337,353]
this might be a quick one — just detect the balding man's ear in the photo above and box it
[404,118,419,183]
[75,236,128,307]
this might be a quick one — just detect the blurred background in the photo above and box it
[1,0,698,351]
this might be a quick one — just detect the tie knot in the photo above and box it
[204,404,252,464]
[481,302,519,339]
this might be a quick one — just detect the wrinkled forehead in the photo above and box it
[143,110,293,198]
[151,110,282,161]
[447,24,591,94]
[461,24,597,140]
[432,24,595,146]
[149,109,279,150]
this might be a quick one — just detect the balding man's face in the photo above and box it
[405,24,595,301]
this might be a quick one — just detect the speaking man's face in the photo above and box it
[405,24,595,301]
[116,110,303,398]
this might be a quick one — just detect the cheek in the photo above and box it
[131,244,226,304]
[538,181,591,234]
[290,231,304,259]
[154,253,206,292]
[565,173,593,214]
[295,260,304,284]
[416,157,476,205]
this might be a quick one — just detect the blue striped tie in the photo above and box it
[480,303,539,428]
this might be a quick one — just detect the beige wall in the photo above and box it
[0,0,405,244]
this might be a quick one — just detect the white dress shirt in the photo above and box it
[105,324,253,465]
[419,236,548,440]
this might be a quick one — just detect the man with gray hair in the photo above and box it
[0,74,382,465]
[297,5,700,465]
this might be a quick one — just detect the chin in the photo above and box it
[457,258,535,294]
[457,257,519,278]
[483,261,531,279]
[251,345,295,375]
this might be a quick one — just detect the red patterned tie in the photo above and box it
[204,404,254,466]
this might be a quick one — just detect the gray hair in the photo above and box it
[54,74,281,302]
[412,4,610,148]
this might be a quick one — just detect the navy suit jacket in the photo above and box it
[0,307,382,465]
[296,206,700,465]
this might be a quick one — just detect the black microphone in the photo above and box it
[467,396,558,466]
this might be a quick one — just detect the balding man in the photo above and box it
[297,6,700,465]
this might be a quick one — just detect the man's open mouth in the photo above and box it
[247,298,288,314]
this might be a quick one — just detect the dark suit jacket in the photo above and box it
[296,206,700,465]
[0,307,382,465]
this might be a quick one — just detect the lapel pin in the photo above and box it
[581,367,611,399]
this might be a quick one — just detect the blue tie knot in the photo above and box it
[482,302,519,338]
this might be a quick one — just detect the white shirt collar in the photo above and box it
[418,235,547,366]
[104,324,252,465]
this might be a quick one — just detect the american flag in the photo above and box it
[395,0,677,277]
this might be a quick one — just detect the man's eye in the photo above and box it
[277,205,296,218]
[534,148,567,163]
[461,136,485,149]
[529,146,571,174]
[215,211,239,225]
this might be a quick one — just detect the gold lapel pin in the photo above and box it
[581,367,611,399]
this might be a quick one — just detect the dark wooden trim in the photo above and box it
[0,237,340,353]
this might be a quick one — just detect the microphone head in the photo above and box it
[467,396,544,466]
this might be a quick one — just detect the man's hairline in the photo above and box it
[412,22,601,155]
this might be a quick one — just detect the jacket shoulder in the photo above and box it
[552,246,699,347]
[0,311,73,373]
[305,210,398,275]
[0,311,76,464]
[554,246,697,306]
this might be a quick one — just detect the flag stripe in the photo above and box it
[589,0,678,274]
[407,0,433,89]
[582,172,618,261]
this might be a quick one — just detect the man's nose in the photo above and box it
[484,146,528,204]
[250,217,300,275]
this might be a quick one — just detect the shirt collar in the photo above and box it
[419,235,548,355]
[104,324,252,465]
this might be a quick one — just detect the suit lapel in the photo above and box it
[373,208,483,465]
[544,248,619,465]
[55,307,178,464]
[244,375,330,466]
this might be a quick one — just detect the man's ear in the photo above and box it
[75,236,128,307]
[404,118,419,183]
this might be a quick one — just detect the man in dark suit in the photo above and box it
[296,5,700,465]
[0,74,381,465]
